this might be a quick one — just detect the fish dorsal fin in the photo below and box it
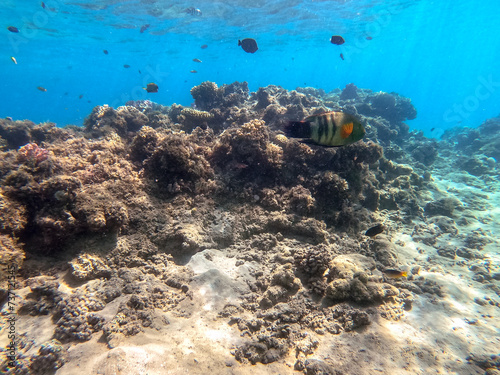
[341,122,353,138]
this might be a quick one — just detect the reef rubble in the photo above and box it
[0,83,498,375]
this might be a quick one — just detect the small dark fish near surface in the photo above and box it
[123,64,130,68]
[185,7,202,16]
[340,53,344,60]
[140,24,150,33]
[190,70,197,73]
[383,269,408,279]
[41,1,46,9]
[37,86,47,92]
[193,58,202,63]
[7,26,19,33]
[285,111,365,147]
[365,36,373,40]
[238,38,258,53]
[103,49,109,54]
[365,224,385,237]
[200,44,208,49]
[330,35,345,45]
[143,82,158,93]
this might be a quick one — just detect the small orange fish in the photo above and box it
[37,86,47,92]
[383,269,408,279]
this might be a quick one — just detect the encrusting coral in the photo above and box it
[3,81,478,374]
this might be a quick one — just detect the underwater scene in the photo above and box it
[1,0,499,374]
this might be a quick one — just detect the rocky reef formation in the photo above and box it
[0,84,497,375]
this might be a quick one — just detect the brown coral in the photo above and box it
[84,105,148,136]
[178,108,216,132]
[144,132,214,195]
[190,81,223,110]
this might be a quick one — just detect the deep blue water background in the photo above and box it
[1,0,499,137]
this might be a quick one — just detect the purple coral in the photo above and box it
[17,143,49,165]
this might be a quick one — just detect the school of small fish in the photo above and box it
[4,2,371,114]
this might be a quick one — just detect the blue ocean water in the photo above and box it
[1,0,499,137]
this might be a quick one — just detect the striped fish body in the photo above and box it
[308,111,365,146]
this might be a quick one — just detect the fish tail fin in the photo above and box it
[284,121,311,139]
[402,271,408,277]
[238,40,242,46]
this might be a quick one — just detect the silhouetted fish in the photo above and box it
[365,224,385,237]
[185,7,202,16]
[103,49,109,54]
[193,58,202,63]
[7,26,19,33]
[143,82,158,93]
[238,38,258,53]
[41,1,46,8]
[140,24,150,33]
[201,44,208,49]
[330,35,345,45]
[37,86,47,92]
[340,53,344,60]
[11,56,17,64]
[190,70,197,73]
[366,36,373,40]
[79,94,83,99]
[123,64,130,68]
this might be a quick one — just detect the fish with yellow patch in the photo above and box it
[383,269,408,279]
[285,111,365,147]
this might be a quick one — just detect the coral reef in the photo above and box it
[29,339,66,374]
[70,253,111,281]
[1,81,496,375]
[84,105,148,136]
